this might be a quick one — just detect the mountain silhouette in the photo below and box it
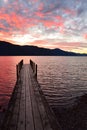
[0,41,86,56]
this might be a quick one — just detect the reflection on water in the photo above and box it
[0,56,87,111]
[0,56,34,110]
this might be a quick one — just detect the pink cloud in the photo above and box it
[38,3,44,11]
[55,15,63,21]
[0,9,34,33]
[84,34,87,39]
[63,8,76,15]
[35,12,44,18]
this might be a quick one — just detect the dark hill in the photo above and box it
[0,41,86,56]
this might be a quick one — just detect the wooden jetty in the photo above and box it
[0,60,62,130]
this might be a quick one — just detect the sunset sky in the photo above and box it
[0,0,87,53]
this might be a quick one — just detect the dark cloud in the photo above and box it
[77,8,84,15]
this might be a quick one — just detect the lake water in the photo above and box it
[0,56,87,129]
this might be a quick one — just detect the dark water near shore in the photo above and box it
[0,56,87,129]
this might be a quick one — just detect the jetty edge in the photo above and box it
[0,59,62,130]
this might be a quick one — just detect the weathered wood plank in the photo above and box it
[8,72,23,130]
[29,65,53,130]
[17,67,26,130]
[29,75,43,130]
[25,65,34,130]
[31,80,52,130]
[29,64,62,130]
[1,72,22,130]
[8,85,21,130]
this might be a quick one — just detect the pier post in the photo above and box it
[30,59,37,79]
[16,64,19,80]
[35,64,37,79]
[16,60,23,80]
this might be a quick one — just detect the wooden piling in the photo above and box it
[16,60,23,80]
[30,59,37,79]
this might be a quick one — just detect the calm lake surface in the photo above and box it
[0,56,87,111]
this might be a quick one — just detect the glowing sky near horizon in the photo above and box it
[0,0,87,53]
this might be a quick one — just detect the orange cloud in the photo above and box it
[29,40,47,47]
[48,42,81,50]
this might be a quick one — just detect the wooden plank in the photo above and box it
[25,65,34,130]
[31,78,52,130]
[28,65,43,130]
[1,76,22,130]
[17,67,26,130]
[29,65,62,130]
[8,87,21,130]
[8,71,23,130]
[29,65,53,130]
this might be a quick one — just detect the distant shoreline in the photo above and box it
[0,41,87,56]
